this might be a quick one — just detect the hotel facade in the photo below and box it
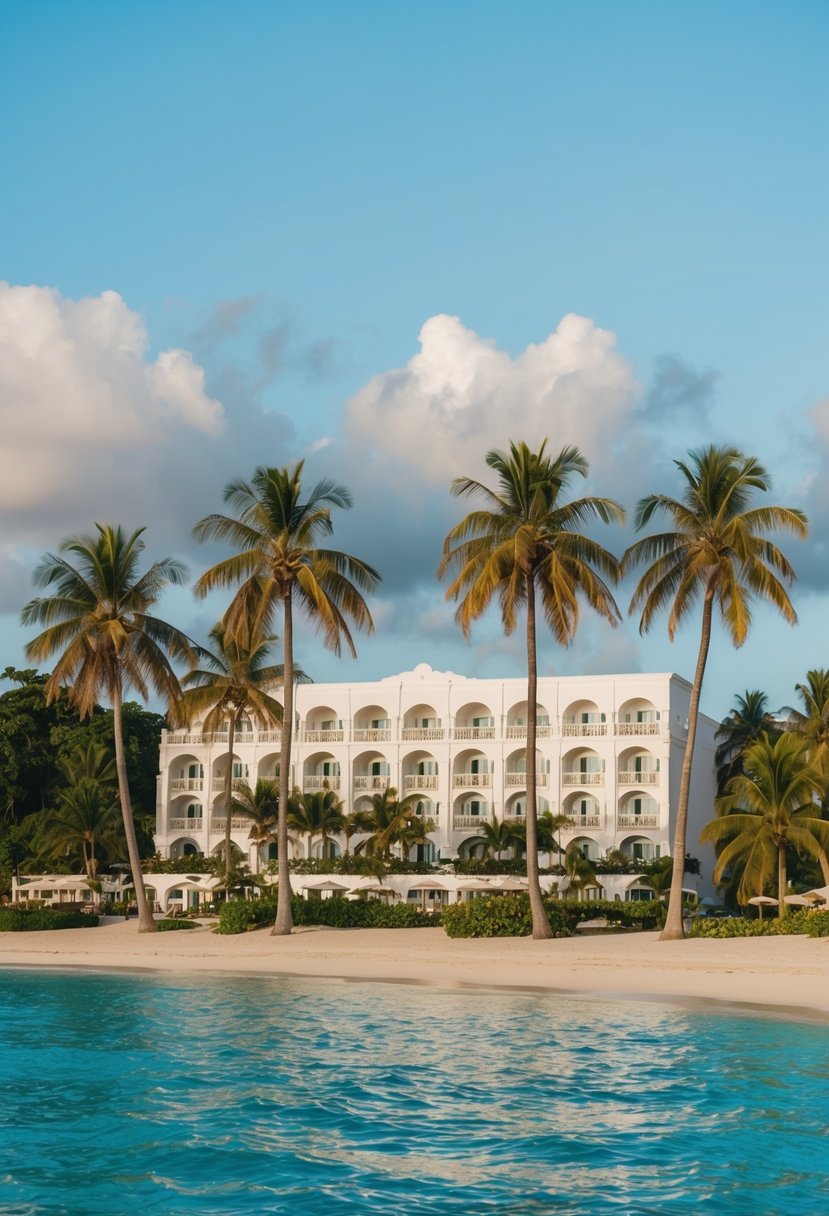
[155,664,718,886]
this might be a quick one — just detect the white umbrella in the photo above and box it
[747,895,779,921]
[804,885,829,905]
[302,880,350,893]
[488,878,527,892]
[783,893,820,906]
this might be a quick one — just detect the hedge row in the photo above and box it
[0,908,99,931]
[443,896,663,938]
[690,909,829,938]
[155,918,199,931]
[214,894,437,935]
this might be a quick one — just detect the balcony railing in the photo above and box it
[562,723,607,737]
[504,772,547,786]
[618,771,660,785]
[211,776,249,791]
[211,817,256,831]
[170,778,204,792]
[452,772,491,787]
[166,732,203,745]
[453,726,495,740]
[352,728,391,743]
[353,775,390,790]
[452,814,492,829]
[617,814,660,829]
[303,776,341,791]
[303,729,343,743]
[505,725,552,739]
[169,818,203,831]
[616,721,661,736]
[562,771,602,786]
[561,815,602,830]
[258,730,282,743]
[401,727,445,741]
[403,774,439,790]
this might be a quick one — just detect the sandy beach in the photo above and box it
[2,922,829,1019]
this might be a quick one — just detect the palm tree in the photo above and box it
[232,778,280,869]
[287,784,346,859]
[563,844,598,902]
[354,787,421,860]
[715,690,779,794]
[537,810,574,867]
[479,814,523,861]
[41,779,123,884]
[173,623,287,882]
[439,440,623,938]
[193,462,381,935]
[782,670,829,779]
[701,732,829,914]
[22,524,194,932]
[624,446,807,939]
[341,808,374,856]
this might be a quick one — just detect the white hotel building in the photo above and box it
[155,665,718,885]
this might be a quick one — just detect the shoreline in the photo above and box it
[2,923,829,1021]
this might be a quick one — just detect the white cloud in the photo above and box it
[344,312,638,488]
[0,283,224,515]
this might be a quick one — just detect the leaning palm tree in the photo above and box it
[193,463,381,935]
[715,690,779,794]
[624,446,807,939]
[173,623,288,882]
[439,441,623,938]
[702,732,829,914]
[287,784,346,859]
[22,524,194,932]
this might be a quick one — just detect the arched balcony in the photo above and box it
[620,835,661,862]
[302,705,343,743]
[256,752,281,784]
[562,700,607,738]
[561,747,603,786]
[352,749,392,792]
[452,793,491,830]
[617,792,660,830]
[168,756,204,795]
[168,801,204,832]
[505,701,552,739]
[302,752,341,791]
[617,747,660,786]
[402,704,444,741]
[169,838,202,860]
[453,701,496,741]
[562,791,603,829]
[401,750,439,793]
[617,698,660,736]
[569,835,600,863]
[452,749,491,790]
[352,703,392,743]
[504,748,547,787]
[211,755,249,793]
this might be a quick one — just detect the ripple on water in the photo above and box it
[1,970,828,1215]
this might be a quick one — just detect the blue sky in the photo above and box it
[1,0,828,720]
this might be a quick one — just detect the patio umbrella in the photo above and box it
[301,880,350,899]
[405,880,447,909]
[352,884,396,900]
[456,880,494,900]
[783,893,821,906]
[747,895,779,921]
[804,885,829,905]
[488,878,527,892]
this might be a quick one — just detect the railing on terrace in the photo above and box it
[169,818,203,831]
[617,814,660,829]
[452,815,492,829]
[169,778,204,792]
[453,726,495,740]
[258,730,282,743]
[166,732,203,745]
[303,776,341,791]
[352,728,392,743]
[353,775,390,790]
[403,774,439,790]
[401,727,445,741]
[618,771,660,785]
[504,772,547,786]
[505,725,552,739]
[561,723,607,737]
[211,817,256,831]
[302,729,344,743]
[560,815,603,830]
[562,771,602,786]
[211,776,249,791]
[616,722,662,736]
[452,772,491,787]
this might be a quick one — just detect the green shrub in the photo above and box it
[804,910,829,937]
[215,892,438,934]
[0,908,98,931]
[155,918,198,931]
[443,894,576,938]
[690,910,814,938]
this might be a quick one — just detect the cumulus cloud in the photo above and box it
[641,353,718,422]
[344,312,638,490]
[0,283,224,517]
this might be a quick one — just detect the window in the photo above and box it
[371,717,390,729]
[321,761,340,777]
[370,761,390,776]
[472,715,494,727]
[418,759,437,775]
[186,803,202,819]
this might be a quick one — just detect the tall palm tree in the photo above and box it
[232,778,280,870]
[287,784,346,859]
[173,623,287,882]
[439,440,623,939]
[715,690,779,794]
[782,669,829,779]
[193,463,381,935]
[563,844,598,902]
[41,779,123,883]
[22,524,194,932]
[701,732,829,914]
[624,446,807,939]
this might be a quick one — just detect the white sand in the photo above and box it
[2,922,829,1018]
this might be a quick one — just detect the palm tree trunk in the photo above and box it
[661,582,715,940]
[273,591,294,935]
[778,842,788,917]
[525,575,552,939]
[817,847,829,885]
[112,682,156,933]
[223,715,237,883]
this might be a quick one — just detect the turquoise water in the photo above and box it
[1,971,828,1215]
